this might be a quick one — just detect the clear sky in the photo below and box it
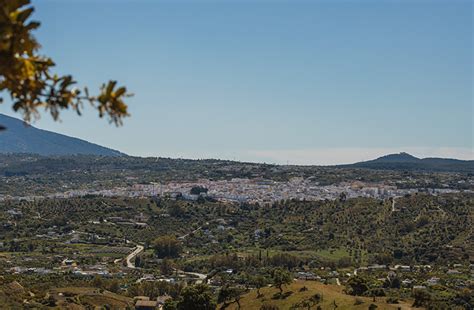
[1,0,472,164]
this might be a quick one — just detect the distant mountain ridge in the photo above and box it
[370,152,420,162]
[340,152,473,173]
[0,114,124,156]
[0,113,471,173]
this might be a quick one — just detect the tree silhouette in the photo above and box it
[0,0,131,128]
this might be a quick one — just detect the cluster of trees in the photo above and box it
[153,235,182,258]
[202,252,306,272]
[345,276,369,296]
[345,276,385,298]
[411,288,473,309]
[163,284,216,310]
[162,269,292,309]
[2,193,472,309]
[3,192,472,268]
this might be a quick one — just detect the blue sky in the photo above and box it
[1,0,472,164]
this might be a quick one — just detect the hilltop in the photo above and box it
[0,114,124,156]
[340,152,473,173]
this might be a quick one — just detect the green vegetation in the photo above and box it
[220,280,413,310]
[272,268,293,295]
[153,235,182,258]
[0,191,472,308]
[175,284,216,310]
[1,154,471,197]
[0,154,472,309]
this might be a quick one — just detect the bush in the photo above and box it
[412,289,432,308]
[346,276,369,296]
[386,297,399,304]
[364,288,385,297]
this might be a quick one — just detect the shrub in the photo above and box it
[364,288,385,297]
[386,297,399,304]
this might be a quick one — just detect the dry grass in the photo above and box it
[221,280,419,310]
[50,287,133,308]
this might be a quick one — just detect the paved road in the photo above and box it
[172,268,207,284]
[126,245,144,269]
[183,271,207,284]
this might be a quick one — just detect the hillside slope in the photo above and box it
[0,114,123,156]
[221,280,416,310]
[340,152,473,173]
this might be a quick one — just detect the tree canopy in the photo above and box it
[176,284,216,310]
[153,235,182,259]
[345,276,369,296]
[0,0,131,126]
[272,268,292,294]
[218,284,246,309]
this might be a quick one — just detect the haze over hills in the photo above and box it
[0,113,472,173]
[0,114,123,157]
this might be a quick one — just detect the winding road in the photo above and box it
[126,245,144,269]
[182,271,207,284]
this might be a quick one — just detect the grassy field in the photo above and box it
[314,248,351,261]
[221,280,418,310]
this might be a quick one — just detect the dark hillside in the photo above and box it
[0,114,123,156]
